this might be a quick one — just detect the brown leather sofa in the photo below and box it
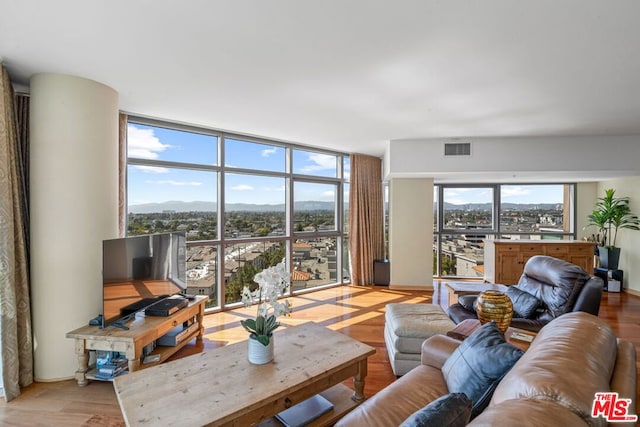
[337,312,636,426]
[448,255,604,332]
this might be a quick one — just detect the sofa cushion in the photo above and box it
[442,322,524,418]
[468,399,590,426]
[336,364,450,427]
[506,286,540,318]
[489,312,617,427]
[400,393,472,427]
[458,295,478,312]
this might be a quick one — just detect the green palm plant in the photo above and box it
[588,188,640,248]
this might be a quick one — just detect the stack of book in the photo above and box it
[94,351,129,380]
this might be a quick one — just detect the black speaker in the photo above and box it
[374,259,390,286]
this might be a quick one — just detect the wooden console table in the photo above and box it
[484,240,595,285]
[66,295,208,386]
[113,322,376,427]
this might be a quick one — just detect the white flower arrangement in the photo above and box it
[240,262,292,346]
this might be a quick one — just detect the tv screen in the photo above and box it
[102,232,187,328]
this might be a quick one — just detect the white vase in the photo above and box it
[247,335,274,364]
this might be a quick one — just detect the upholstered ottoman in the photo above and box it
[384,303,456,376]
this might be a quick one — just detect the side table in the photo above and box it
[444,282,508,307]
[447,319,537,351]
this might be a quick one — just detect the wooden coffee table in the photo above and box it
[447,319,537,351]
[113,322,376,426]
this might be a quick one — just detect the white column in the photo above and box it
[388,178,434,289]
[30,73,118,380]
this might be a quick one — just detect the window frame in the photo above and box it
[433,183,577,278]
[125,115,350,312]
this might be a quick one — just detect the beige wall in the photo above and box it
[388,178,433,288]
[595,177,640,292]
[576,182,598,241]
[30,73,119,381]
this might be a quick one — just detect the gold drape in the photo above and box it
[349,154,384,285]
[0,66,33,401]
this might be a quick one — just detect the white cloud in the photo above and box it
[446,198,468,205]
[134,165,169,174]
[501,186,531,198]
[127,124,171,159]
[261,147,279,157]
[321,190,335,199]
[144,180,203,186]
[231,184,254,191]
[299,153,336,172]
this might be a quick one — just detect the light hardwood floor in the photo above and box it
[1,283,638,426]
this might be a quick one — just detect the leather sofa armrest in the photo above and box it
[421,334,461,369]
[611,339,637,413]
[572,276,603,315]
[447,303,479,324]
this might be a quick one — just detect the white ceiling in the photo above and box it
[2,0,640,158]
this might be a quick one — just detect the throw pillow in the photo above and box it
[506,286,540,318]
[400,393,472,427]
[458,294,477,312]
[441,322,524,418]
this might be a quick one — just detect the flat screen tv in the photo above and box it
[102,232,187,328]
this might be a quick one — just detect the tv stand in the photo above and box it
[66,295,208,386]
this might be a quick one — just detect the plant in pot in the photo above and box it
[240,262,292,364]
[587,188,640,270]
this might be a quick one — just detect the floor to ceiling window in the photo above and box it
[125,116,350,310]
[433,184,575,278]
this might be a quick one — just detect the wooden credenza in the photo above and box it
[484,240,595,285]
[66,295,208,386]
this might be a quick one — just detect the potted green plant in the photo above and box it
[587,188,640,270]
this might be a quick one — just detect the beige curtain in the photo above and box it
[118,113,127,237]
[0,66,33,401]
[349,154,384,285]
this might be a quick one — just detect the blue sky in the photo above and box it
[443,186,565,205]
[127,124,349,206]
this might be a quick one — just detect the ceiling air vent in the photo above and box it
[444,142,471,156]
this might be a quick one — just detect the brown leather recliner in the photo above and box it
[447,255,604,332]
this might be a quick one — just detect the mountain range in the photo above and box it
[129,200,562,214]
[443,202,562,211]
[129,200,337,213]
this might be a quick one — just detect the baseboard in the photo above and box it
[623,288,640,297]
[34,375,75,383]
[389,284,434,291]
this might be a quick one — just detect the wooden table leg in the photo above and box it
[197,303,205,341]
[73,339,90,386]
[351,359,368,402]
